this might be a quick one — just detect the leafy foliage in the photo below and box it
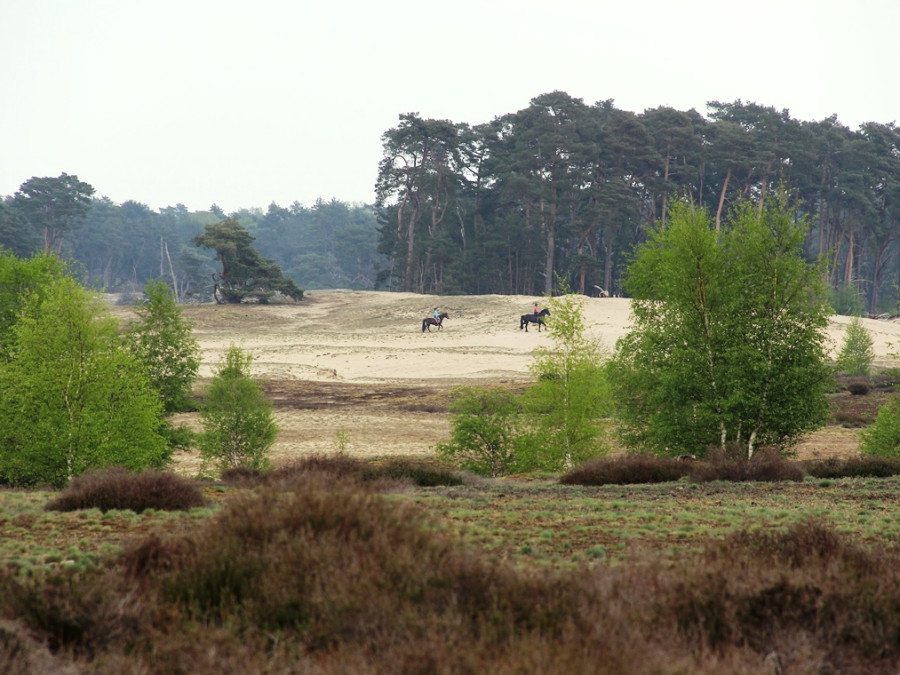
[12,173,94,253]
[835,316,875,376]
[518,286,612,471]
[859,396,900,458]
[611,195,832,459]
[436,387,522,477]
[0,277,169,487]
[125,279,200,413]
[192,218,304,303]
[197,345,278,474]
[0,251,68,357]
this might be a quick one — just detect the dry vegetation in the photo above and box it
[4,292,900,672]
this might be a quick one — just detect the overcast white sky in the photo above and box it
[2,1,897,213]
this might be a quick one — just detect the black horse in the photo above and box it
[520,308,550,331]
[422,312,450,332]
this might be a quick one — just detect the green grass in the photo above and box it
[408,475,900,567]
[6,473,900,574]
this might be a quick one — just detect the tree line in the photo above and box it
[2,92,899,312]
[375,92,900,314]
[0,179,384,301]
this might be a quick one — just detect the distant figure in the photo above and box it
[533,302,540,316]
[433,307,441,321]
[521,308,550,332]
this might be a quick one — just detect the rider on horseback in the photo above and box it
[433,307,441,321]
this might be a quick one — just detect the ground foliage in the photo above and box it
[5,465,900,672]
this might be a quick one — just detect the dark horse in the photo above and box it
[520,308,550,331]
[422,312,450,332]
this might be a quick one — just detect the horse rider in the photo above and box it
[433,307,441,321]
[533,302,540,316]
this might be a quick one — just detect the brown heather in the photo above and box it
[3,462,900,672]
[45,466,206,513]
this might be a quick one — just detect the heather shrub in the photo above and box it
[45,466,206,513]
[845,377,871,395]
[0,566,142,656]
[658,521,900,671]
[803,456,900,479]
[560,453,693,485]
[121,487,593,647]
[362,458,463,486]
[219,454,354,489]
[690,448,804,483]
[7,493,900,672]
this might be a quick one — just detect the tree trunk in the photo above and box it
[715,168,732,232]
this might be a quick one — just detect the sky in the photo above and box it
[2,0,898,213]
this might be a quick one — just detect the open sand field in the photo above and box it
[112,290,900,474]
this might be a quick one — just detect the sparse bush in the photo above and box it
[436,387,521,477]
[560,453,693,485]
[45,467,206,512]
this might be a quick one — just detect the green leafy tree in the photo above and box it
[126,280,201,413]
[0,277,168,487]
[12,173,95,253]
[518,284,612,471]
[0,199,41,256]
[612,195,832,459]
[192,218,304,303]
[197,345,278,474]
[859,397,900,458]
[0,251,68,358]
[834,316,875,376]
[436,387,521,477]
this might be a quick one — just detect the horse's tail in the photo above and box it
[422,318,428,332]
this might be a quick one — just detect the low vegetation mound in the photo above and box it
[45,467,206,513]
[559,453,695,485]
[803,456,900,479]
[560,450,805,486]
[690,448,805,483]
[220,454,463,490]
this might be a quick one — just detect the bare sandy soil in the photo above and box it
[113,291,900,473]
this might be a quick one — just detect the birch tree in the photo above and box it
[611,194,831,458]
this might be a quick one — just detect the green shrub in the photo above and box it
[197,345,277,475]
[45,467,206,513]
[834,316,875,376]
[859,396,900,458]
[436,387,521,477]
